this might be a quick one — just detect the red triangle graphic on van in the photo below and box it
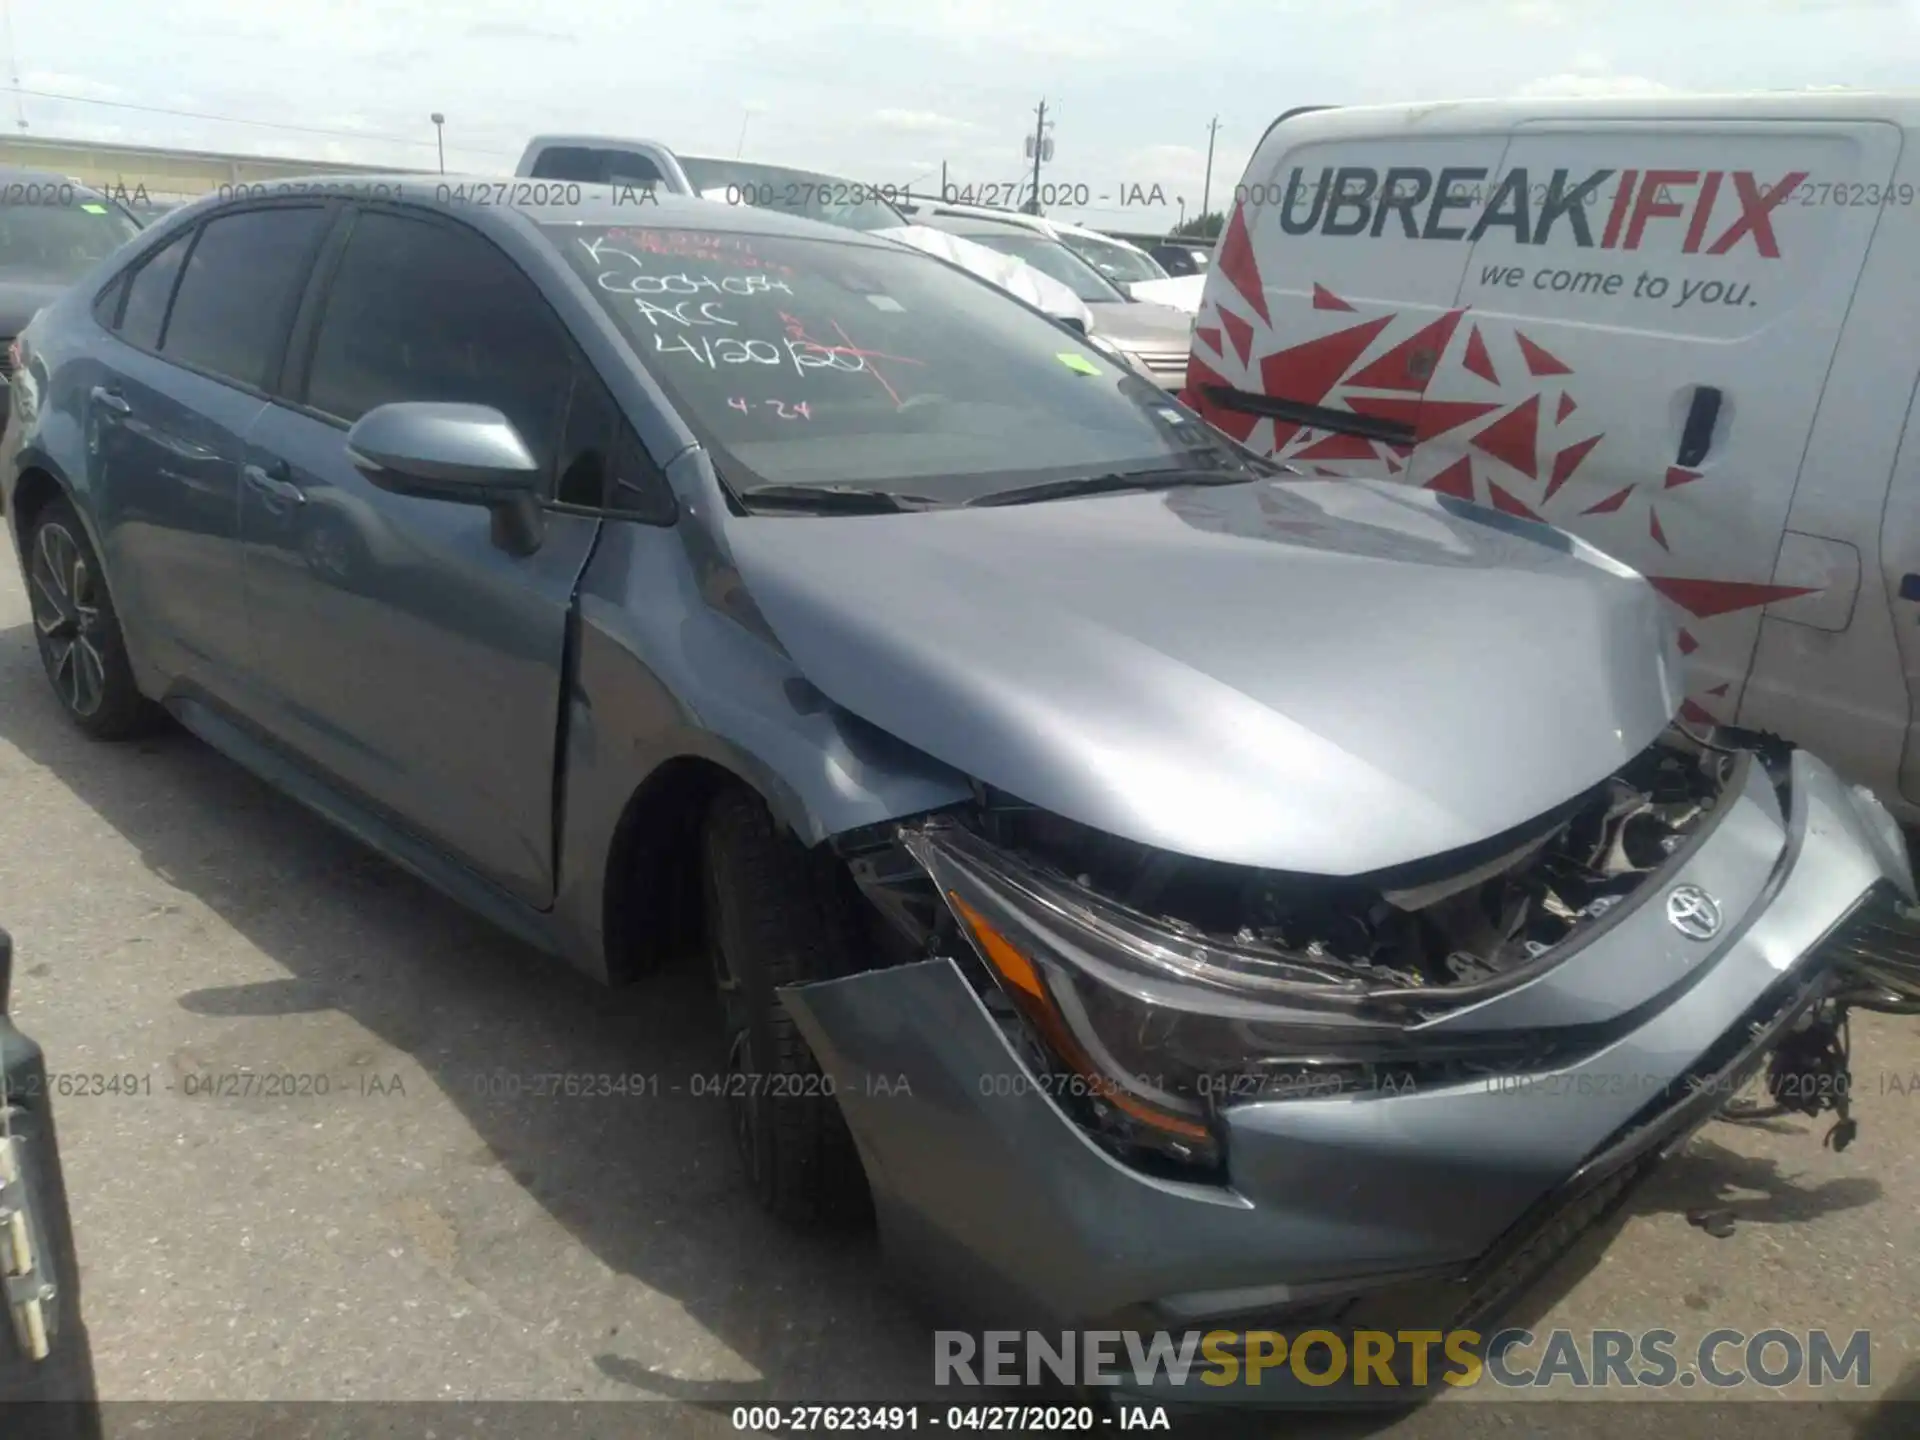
[1463,326,1498,384]
[1194,325,1223,356]
[1184,356,1259,444]
[1583,484,1633,515]
[1544,433,1604,501]
[1425,456,1475,500]
[1489,482,1542,521]
[1680,698,1719,725]
[1665,466,1701,488]
[1649,507,1670,551]
[1516,333,1573,376]
[1260,315,1395,408]
[1345,395,1423,429]
[1294,431,1384,462]
[1346,309,1466,393]
[1676,627,1699,654]
[1646,577,1820,618]
[1416,399,1504,442]
[1707,683,1730,697]
[1220,308,1256,367]
[1217,207,1270,324]
[1312,283,1354,312]
[1556,393,1578,424]
[1469,394,1542,478]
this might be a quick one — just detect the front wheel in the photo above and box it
[702,787,873,1227]
[23,498,162,740]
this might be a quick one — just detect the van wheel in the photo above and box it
[702,787,873,1228]
[23,498,162,740]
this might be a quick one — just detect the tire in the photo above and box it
[22,497,163,740]
[703,786,873,1227]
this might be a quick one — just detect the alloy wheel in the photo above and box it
[28,522,108,718]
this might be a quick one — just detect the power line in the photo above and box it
[0,85,517,157]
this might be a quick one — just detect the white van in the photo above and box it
[1185,91,1920,819]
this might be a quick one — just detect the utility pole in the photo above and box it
[1200,115,1220,226]
[430,113,445,173]
[1029,98,1048,213]
[941,159,948,202]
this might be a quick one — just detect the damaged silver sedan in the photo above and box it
[11,190,1920,1404]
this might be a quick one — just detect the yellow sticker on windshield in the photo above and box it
[80,202,107,213]
[1056,352,1101,376]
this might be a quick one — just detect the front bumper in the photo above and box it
[781,749,1911,1400]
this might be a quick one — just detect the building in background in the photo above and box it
[0,134,420,205]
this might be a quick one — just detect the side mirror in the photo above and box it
[346,402,546,554]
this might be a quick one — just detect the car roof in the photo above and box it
[172,172,907,249]
[0,166,109,198]
[915,211,1056,239]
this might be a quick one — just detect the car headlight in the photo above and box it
[903,817,1560,1175]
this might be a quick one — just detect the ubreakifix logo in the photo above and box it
[1251,166,1806,256]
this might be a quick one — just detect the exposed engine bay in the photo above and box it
[963,729,1732,992]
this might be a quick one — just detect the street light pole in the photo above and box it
[1200,115,1220,226]
[430,112,445,173]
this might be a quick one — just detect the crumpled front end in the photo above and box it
[780,730,1917,1401]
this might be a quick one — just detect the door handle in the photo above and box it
[243,461,305,505]
[1676,385,1723,468]
[89,385,131,417]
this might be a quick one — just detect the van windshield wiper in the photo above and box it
[738,482,942,514]
[964,467,1262,509]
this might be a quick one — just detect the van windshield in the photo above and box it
[677,158,906,233]
[541,223,1252,504]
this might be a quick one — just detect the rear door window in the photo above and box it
[161,206,331,390]
[115,231,193,350]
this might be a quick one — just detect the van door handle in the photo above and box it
[89,385,131,417]
[1676,385,1723,468]
[243,461,305,505]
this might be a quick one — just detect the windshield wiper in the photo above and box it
[739,482,942,514]
[964,467,1261,509]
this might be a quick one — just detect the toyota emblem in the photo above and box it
[1666,884,1722,941]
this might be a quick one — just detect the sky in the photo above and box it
[10,0,1920,230]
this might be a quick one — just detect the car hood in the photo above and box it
[872,225,1094,332]
[1087,297,1195,350]
[724,476,1684,875]
[0,276,68,336]
[1125,273,1206,314]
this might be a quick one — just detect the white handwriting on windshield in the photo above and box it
[652,331,868,376]
[633,297,738,328]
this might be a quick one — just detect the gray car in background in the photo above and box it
[5,181,1919,1407]
[0,171,143,439]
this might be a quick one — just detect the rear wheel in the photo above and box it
[702,787,873,1227]
[23,498,162,740]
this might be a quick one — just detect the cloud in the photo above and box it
[870,109,983,135]
[1515,71,1679,96]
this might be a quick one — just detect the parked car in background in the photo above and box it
[0,925,98,1430]
[1151,240,1211,277]
[0,170,144,439]
[910,207,1195,386]
[513,135,1095,328]
[8,181,1918,1405]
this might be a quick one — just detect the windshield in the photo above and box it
[541,223,1251,504]
[943,230,1128,304]
[677,157,906,233]
[1061,233,1166,284]
[0,199,143,281]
